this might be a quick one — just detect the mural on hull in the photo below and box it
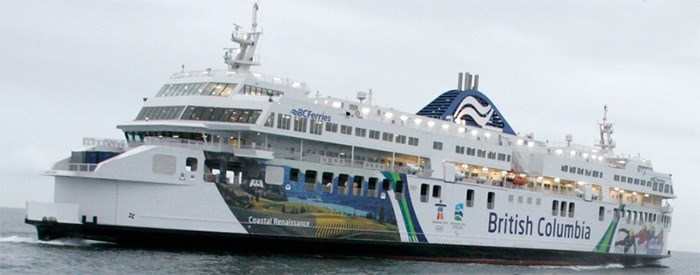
[214,164,401,241]
[594,205,665,255]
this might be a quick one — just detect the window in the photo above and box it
[264,112,274,127]
[355,127,367,137]
[477,149,486,158]
[432,141,443,150]
[432,185,441,199]
[305,170,317,192]
[552,200,559,216]
[185,157,198,171]
[353,176,364,196]
[487,192,495,209]
[455,146,465,154]
[395,181,404,199]
[310,119,323,135]
[290,168,300,181]
[322,172,334,193]
[466,189,474,207]
[325,122,338,133]
[382,179,391,191]
[420,184,429,203]
[568,202,575,218]
[560,201,567,217]
[518,196,523,204]
[395,135,407,144]
[561,165,568,172]
[277,114,291,130]
[408,137,419,146]
[340,125,353,135]
[293,117,308,132]
[369,130,380,139]
[599,206,605,221]
[367,177,378,197]
[382,132,394,142]
[338,174,349,195]
[508,194,514,202]
[466,147,476,156]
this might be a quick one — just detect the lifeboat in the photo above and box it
[506,169,529,185]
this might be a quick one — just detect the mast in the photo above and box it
[223,2,262,72]
[595,105,616,153]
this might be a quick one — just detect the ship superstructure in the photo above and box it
[26,4,674,266]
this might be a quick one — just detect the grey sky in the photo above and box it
[1,0,698,252]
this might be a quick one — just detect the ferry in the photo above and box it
[25,4,675,266]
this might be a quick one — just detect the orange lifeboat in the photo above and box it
[506,169,528,185]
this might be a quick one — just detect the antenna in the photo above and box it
[252,2,259,31]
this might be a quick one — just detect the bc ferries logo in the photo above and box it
[452,96,494,128]
[290,108,331,122]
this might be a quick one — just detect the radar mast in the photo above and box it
[223,3,261,72]
[595,105,616,153]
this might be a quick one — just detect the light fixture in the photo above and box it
[400,115,408,121]
[361,107,370,114]
[414,118,422,125]
[442,124,449,129]
[332,101,342,108]
[427,121,435,127]
[555,149,563,155]
[384,112,394,119]
[484,132,491,138]
[516,139,524,145]
[471,130,479,136]
[458,127,465,133]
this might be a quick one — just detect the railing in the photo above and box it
[140,137,273,154]
[170,69,308,90]
[83,137,126,149]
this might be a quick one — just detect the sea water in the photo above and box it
[1,207,698,274]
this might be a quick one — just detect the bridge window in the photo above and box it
[355,127,367,137]
[432,141,443,150]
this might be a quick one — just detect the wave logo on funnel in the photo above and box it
[453,96,493,127]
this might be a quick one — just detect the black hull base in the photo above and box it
[27,219,667,267]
